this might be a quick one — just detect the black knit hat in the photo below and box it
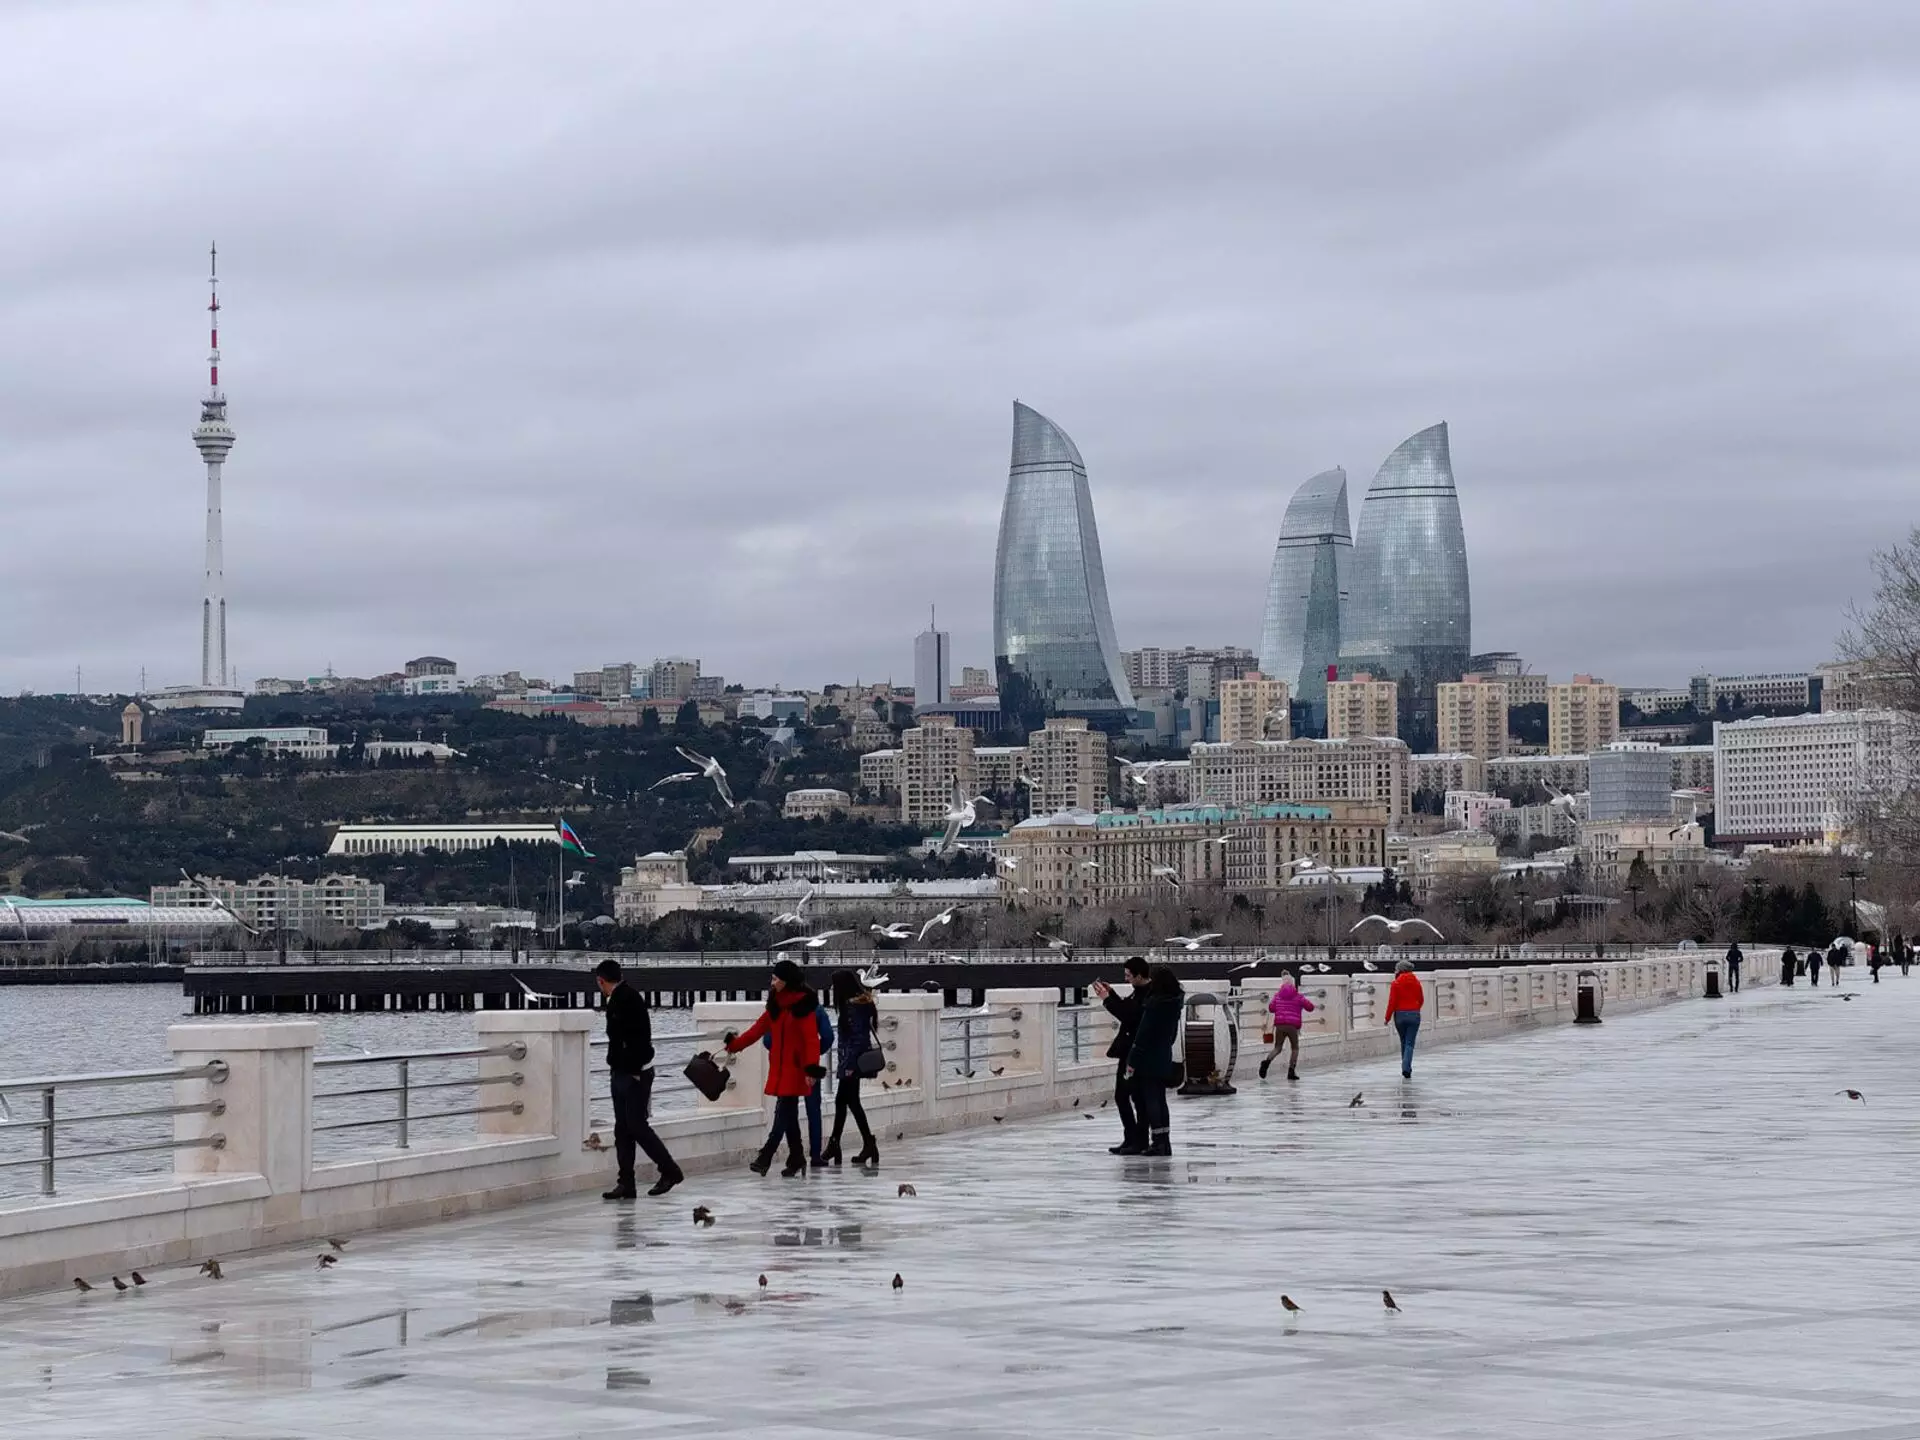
[771,957,807,989]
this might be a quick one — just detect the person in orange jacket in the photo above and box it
[725,958,826,1177]
[1382,959,1425,1079]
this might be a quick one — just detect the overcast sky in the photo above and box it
[4,1,1917,696]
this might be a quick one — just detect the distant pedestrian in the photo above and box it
[1900,935,1912,978]
[1092,957,1152,1155]
[592,959,682,1200]
[1808,948,1823,987]
[1870,943,1884,984]
[1260,972,1316,1081]
[820,970,880,1168]
[1781,946,1797,987]
[1829,943,1845,986]
[1724,941,1743,994]
[1125,966,1185,1156]
[1383,959,1425,1079]
[724,959,826,1178]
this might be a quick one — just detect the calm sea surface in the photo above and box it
[0,984,698,1199]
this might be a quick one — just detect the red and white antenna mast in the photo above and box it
[193,244,236,689]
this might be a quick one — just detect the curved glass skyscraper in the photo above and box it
[1258,467,1351,733]
[994,401,1135,731]
[1339,422,1470,750]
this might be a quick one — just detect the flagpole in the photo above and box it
[556,816,564,956]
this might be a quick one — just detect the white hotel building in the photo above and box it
[1713,710,1910,846]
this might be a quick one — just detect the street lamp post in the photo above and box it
[1843,866,1866,938]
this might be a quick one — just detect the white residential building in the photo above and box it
[1189,736,1409,824]
[1713,709,1912,846]
[326,823,562,856]
[1444,790,1511,832]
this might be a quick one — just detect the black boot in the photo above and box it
[1258,1056,1272,1080]
[1145,1130,1172,1156]
[852,1137,879,1167]
[1109,1136,1147,1155]
[820,1139,842,1167]
[603,1176,636,1201]
[780,1155,808,1178]
[748,1149,774,1176]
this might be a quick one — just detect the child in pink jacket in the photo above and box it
[1260,974,1315,1081]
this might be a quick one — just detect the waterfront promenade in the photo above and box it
[0,970,1910,1437]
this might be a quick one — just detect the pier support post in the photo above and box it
[167,1020,318,1203]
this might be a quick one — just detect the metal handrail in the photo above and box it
[314,1043,526,1068]
[0,1060,231,1196]
[310,1043,527,1151]
[0,1061,228,1094]
[314,1101,523,1135]
[0,1134,226,1171]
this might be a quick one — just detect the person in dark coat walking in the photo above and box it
[1091,957,1152,1155]
[1125,966,1185,1157]
[725,959,825,1177]
[1724,941,1743,994]
[593,959,683,1200]
[1807,946,1823,987]
[1781,946,1797,987]
[1829,942,1845,986]
[821,970,880,1168]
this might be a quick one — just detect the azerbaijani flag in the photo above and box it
[559,819,594,858]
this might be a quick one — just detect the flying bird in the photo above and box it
[1838,1089,1867,1103]
[898,1183,917,1197]
[563,871,586,890]
[1204,835,1233,847]
[936,786,994,856]
[1382,1289,1400,1313]
[1150,865,1181,889]
[515,976,559,1007]
[1227,956,1271,975]
[648,770,702,792]
[1163,933,1222,951]
[996,854,1021,870]
[199,1259,223,1280]
[1078,859,1103,871]
[917,906,961,944]
[1036,934,1074,954]
[1349,1092,1365,1108]
[676,747,736,808]
[871,922,913,941]
[316,1253,339,1269]
[1350,915,1445,940]
[1281,1295,1304,1315]
[857,966,891,989]
[1362,959,1379,971]
[771,888,814,927]
[789,930,853,950]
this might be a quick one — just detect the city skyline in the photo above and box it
[4,4,1916,695]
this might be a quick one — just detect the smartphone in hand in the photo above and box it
[1090,980,1110,999]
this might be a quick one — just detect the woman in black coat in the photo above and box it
[821,970,880,1168]
[1780,947,1797,987]
[1125,966,1185,1157]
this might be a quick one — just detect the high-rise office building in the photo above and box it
[1436,676,1509,760]
[1258,468,1350,733]
[1327,674,1399,740]
[993,402,1134,730]
[1714,710,1911,846]
[1339,423,1471,750]
[913,613,950,712]
[1548,675,1620,754]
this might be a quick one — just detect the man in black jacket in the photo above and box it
[594,959,683,1199]
[1091,957,1152,1156]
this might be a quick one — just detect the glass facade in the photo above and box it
[1339,422,1471,751]
[994,401,1135,731]
[1258,467,1351,734]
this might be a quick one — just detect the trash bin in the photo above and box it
[1704,958,1722,1000]
[1575,968,1603,1025]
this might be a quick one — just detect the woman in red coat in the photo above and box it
[725,959,826,1177]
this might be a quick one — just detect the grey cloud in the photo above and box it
[4,0,1918,694]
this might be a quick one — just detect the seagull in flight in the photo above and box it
[563,871,586,890]
[1036,934,1074,954]
[771,888,814,928]
[1150,865,1181,889]
[1227,954,1275,975]
[775,930,853,951]
[936,787,994,856]
[1204,835,1232,847]
[1544,783,1581,815]
[918,906,961,944]
[649,770,701,791]
[514,976,560,1007]
[996,854,1021,870]
[676,747,735,808]
[1350,916,1445,940]
[1163,933,1223,951]
[1078,859,1103,871]
[871,922,913,941]
[1121,760,1167,787]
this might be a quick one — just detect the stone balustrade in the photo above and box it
[0,950,1772,1296]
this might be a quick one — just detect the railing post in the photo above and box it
[397,1058,411,1150]
[873,991,942,1124]
[689,1002,767,1115]
[985,988,1056,1083]
[39,1086,53,1197]
[168,1019,317,1198]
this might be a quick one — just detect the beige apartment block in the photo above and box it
[1437,676,1510,760]
[1327,674,1398,740]
[899,716,977,827]
[1548,675,1621,755]
[1189,736,1409,824]
[1218,674,1291,744]
[1024,717,1107,814]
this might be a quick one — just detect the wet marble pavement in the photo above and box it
[2,972,1917,1438]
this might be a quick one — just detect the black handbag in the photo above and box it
[853,1046,886,1079]
[683,1051,729,1102]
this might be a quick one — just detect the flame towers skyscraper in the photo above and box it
[193,246,235,689]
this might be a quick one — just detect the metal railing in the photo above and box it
[1056,1004,1116,1066]
[939,1008,1022,1079]
[312,1044,526,1150]
[0,1062,229,1196]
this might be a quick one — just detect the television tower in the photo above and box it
[192,244,235,688]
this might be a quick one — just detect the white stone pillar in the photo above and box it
[984,987,1055,1082]
[168,1020,317,1197]
[474,1010,593,1143]
[875,991,942,1121]
[692,1001,770,1115]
